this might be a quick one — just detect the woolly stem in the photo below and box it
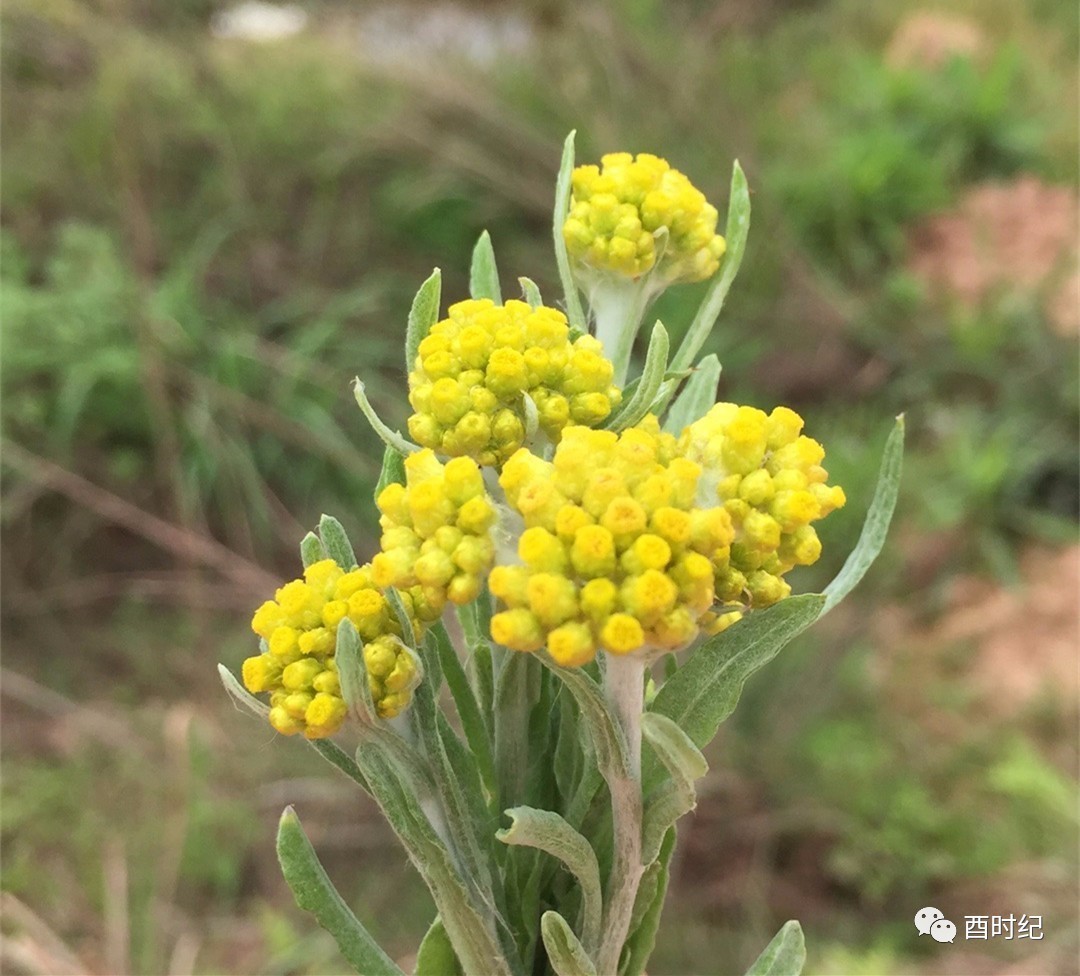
[597,655,646,974]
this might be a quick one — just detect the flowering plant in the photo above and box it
[220,134,903,976]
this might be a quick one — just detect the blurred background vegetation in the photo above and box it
[1,0,1077,973]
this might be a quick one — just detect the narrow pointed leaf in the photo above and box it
[336,618,376,722]
[376,445,407,497]
[406,268,442,373]
[640,713,707,863]
[415,916,461,976]
[495,652,541,807]
[219,662,270,720]
[353,378,418,456]
[523,392,540,441]
[407,650,494,898]
[670,161,751,372]
[745,920,806,976]
[642,780,694,864]
[218,665,369,792]
[554,131,587,330]
[519,277,543,308]
[538,656,630,788]
[429,624,496,799]
[319,514,357,570]
[498,807,602,952]
[386,587,419,649]
[470,231,502,303]
[300,531,325,568]
[641,712,708,783]
[276,807,403,976]
[606,321,669,431]
[661,353,721,433]
[355,738,513,976]
[646,594,825,788]
[822,416,904,614]
[469,641,495,739]
[541,911,597,976]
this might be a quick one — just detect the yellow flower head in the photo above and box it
[679,403,846,609]
[244,558,424,734]
[491,419,733,665]
[563,153,727,286]
[372,449,497,616]
[407,298,622,466]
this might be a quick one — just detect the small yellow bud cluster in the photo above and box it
[407,299,622,467]
[489,421,734,666]
[373,449,498,614]
[563,153,727,285]
[245,559,423,735]
[680,404,846,616]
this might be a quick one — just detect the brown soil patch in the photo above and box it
[879,544,1080,717]
[886,12,986,71]
[907,177,1079,337]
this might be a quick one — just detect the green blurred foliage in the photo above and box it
[768,48,1049,278]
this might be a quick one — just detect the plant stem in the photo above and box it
[590,280,651,388]
[597,655,646,973]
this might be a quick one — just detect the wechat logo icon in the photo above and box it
[915,908,956,943]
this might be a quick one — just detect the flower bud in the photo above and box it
[244,558,424,737]
[407,299,621,466]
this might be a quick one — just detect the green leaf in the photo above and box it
[353,378,418,456]
[336,618,376,723]
[218,665,370,793]
[406,268,442,373]
[470,231,502,303]
[319,514,357,570]
[641,780,693,866]
[497,806,602,953]
[408,655,494,896]
[519,277,543,308]
[641,712,708,783]
[386,587,419,649]
[619,827,675,976]
[670,161,750,372]
[469,641,496,740]
[538,656,630,790]
[300,531,325,568]
[523,392,540,442]
[355,738,514,976]
[746,920,806,976]
[541,911,598,976]
[218,661,269,721]
[276,806,403,976]
[553,693,584,809]
[415,917,461,976]
[640,713,708,863]
[495,652,541,807]
[646,594,825,787]
[606,321,669,431]
[822,416,904,614]
[661,353,721,433]
[306,737,372,794]
[553,131,587,330]
[429,624,496,801]
[376,445,407,497]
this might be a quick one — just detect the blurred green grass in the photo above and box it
[2,0,1077,973]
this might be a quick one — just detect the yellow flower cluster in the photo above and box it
[680,404,847,618]
[373,450,498,614]
[407,299,622,467]
[489,421,733,666]
[563,153,727,285]
[245,559,423,735]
